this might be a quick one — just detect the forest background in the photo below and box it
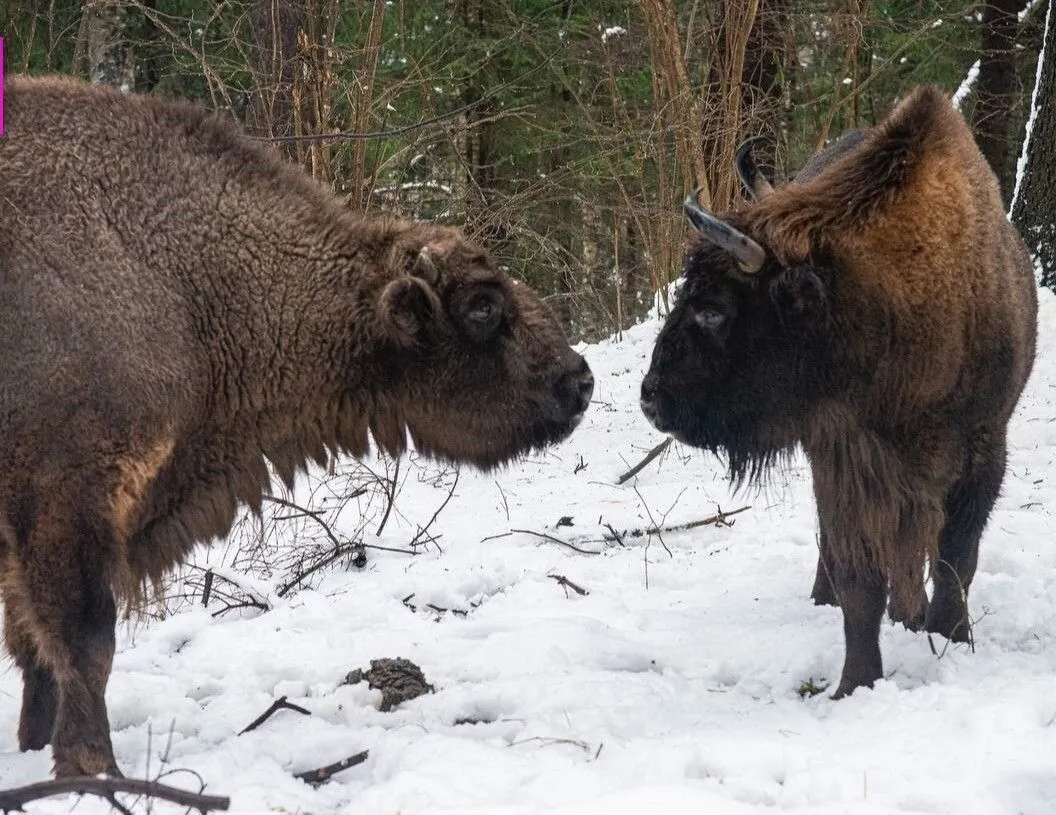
[3,0,1055,342]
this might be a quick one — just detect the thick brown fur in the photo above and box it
[641,85,1037,699]
[0,75,593,776]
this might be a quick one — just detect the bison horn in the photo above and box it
[735,136,776,201]
[683,188,767,274]
[413,246,441,287]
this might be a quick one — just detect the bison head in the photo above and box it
[371,229,593,469]
[640,192,831,484]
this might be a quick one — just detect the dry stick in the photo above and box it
[0,776,230,813]
[201,569,214,607]
[105,791,135,815]
[616,438,673,484]
[602,522,626,547]
[646,505,751,535]
[261,494,416,597]
[548,574,590,596]
[294,750,370,786]
[632,485,672,557]
[409,467,460,550]
[402,593,473,617]
[263,495,344,551]
[211,600,271,619]
[375,455,400,536]
[275,542,365,599]
[238,696,312,736]
[511,529,602,556]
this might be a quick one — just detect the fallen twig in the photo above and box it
[602,522,626,547]
[238,696,312,735]
[633,485,672,558]
[401,593,476,617]
[511,529,601,555]
[0,775,229,813]
[616,438,673,484]
[276,541,366,598]
[211,600,270,618]
[548,574,589,596]
[409,467,460,550]
[294,750,369,786]
[644,504,751,535]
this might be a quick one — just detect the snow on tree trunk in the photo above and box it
[1011,0,1056,287]
[80,0,135,90]
[971,0,1028,199]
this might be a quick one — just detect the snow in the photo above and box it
[6,289,1056,814]
[952,60,979,110]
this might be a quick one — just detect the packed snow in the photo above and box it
[4,289,1056,814]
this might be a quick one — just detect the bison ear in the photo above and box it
[769,265,830,334]
[379,276,441,346]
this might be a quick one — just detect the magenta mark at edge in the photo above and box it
[0,37,5,135]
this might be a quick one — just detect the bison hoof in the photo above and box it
[831,677,875,700]
[925,610,972,643]
[888,596,927,632]
[810,586,838,607]
[52,742,123,779]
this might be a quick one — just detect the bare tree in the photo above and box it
[972,0,1030,199]
[1011,0,1056,286]
[246,0,307,158]
[76,0,135,88]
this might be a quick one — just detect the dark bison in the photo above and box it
[640,85,1037,699]
[0,75,593,777]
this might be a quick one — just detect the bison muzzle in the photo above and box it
[0,75,592,777]
[641,85,1037,699]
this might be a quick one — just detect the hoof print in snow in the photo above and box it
[345,657,435,711]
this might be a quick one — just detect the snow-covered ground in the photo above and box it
[4,290,1056,814]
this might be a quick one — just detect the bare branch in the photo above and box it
[0,776,230,813]
[511,529,602,556]
[238,696,312,735]
[548,574,590,596]
[616,438,673,484]
[409,467,460,550]
[294,750,369,786]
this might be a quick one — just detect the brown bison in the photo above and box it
[640,85,1037,699]
[0,75,593,777]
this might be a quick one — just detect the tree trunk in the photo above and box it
[246,0,306,160]
[77,0,135,89]
[972,0,1029,201]
[1011,0,1056,286]
[699,0,762,211]
[739,0,794,188]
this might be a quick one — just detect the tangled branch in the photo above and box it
[0,776,229,813]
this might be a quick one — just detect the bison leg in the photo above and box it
[926,435,1006,642]
[810,527,838,606]
[16,499,121,777]
[831,571,886,699]
[3,603,58,751]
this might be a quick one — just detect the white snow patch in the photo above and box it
[4,290,1056,813]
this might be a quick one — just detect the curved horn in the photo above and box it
[735,136,776,200]
[683,188,767,274]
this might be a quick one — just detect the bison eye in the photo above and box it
[694,307,726,331]
[461,291,505,341]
